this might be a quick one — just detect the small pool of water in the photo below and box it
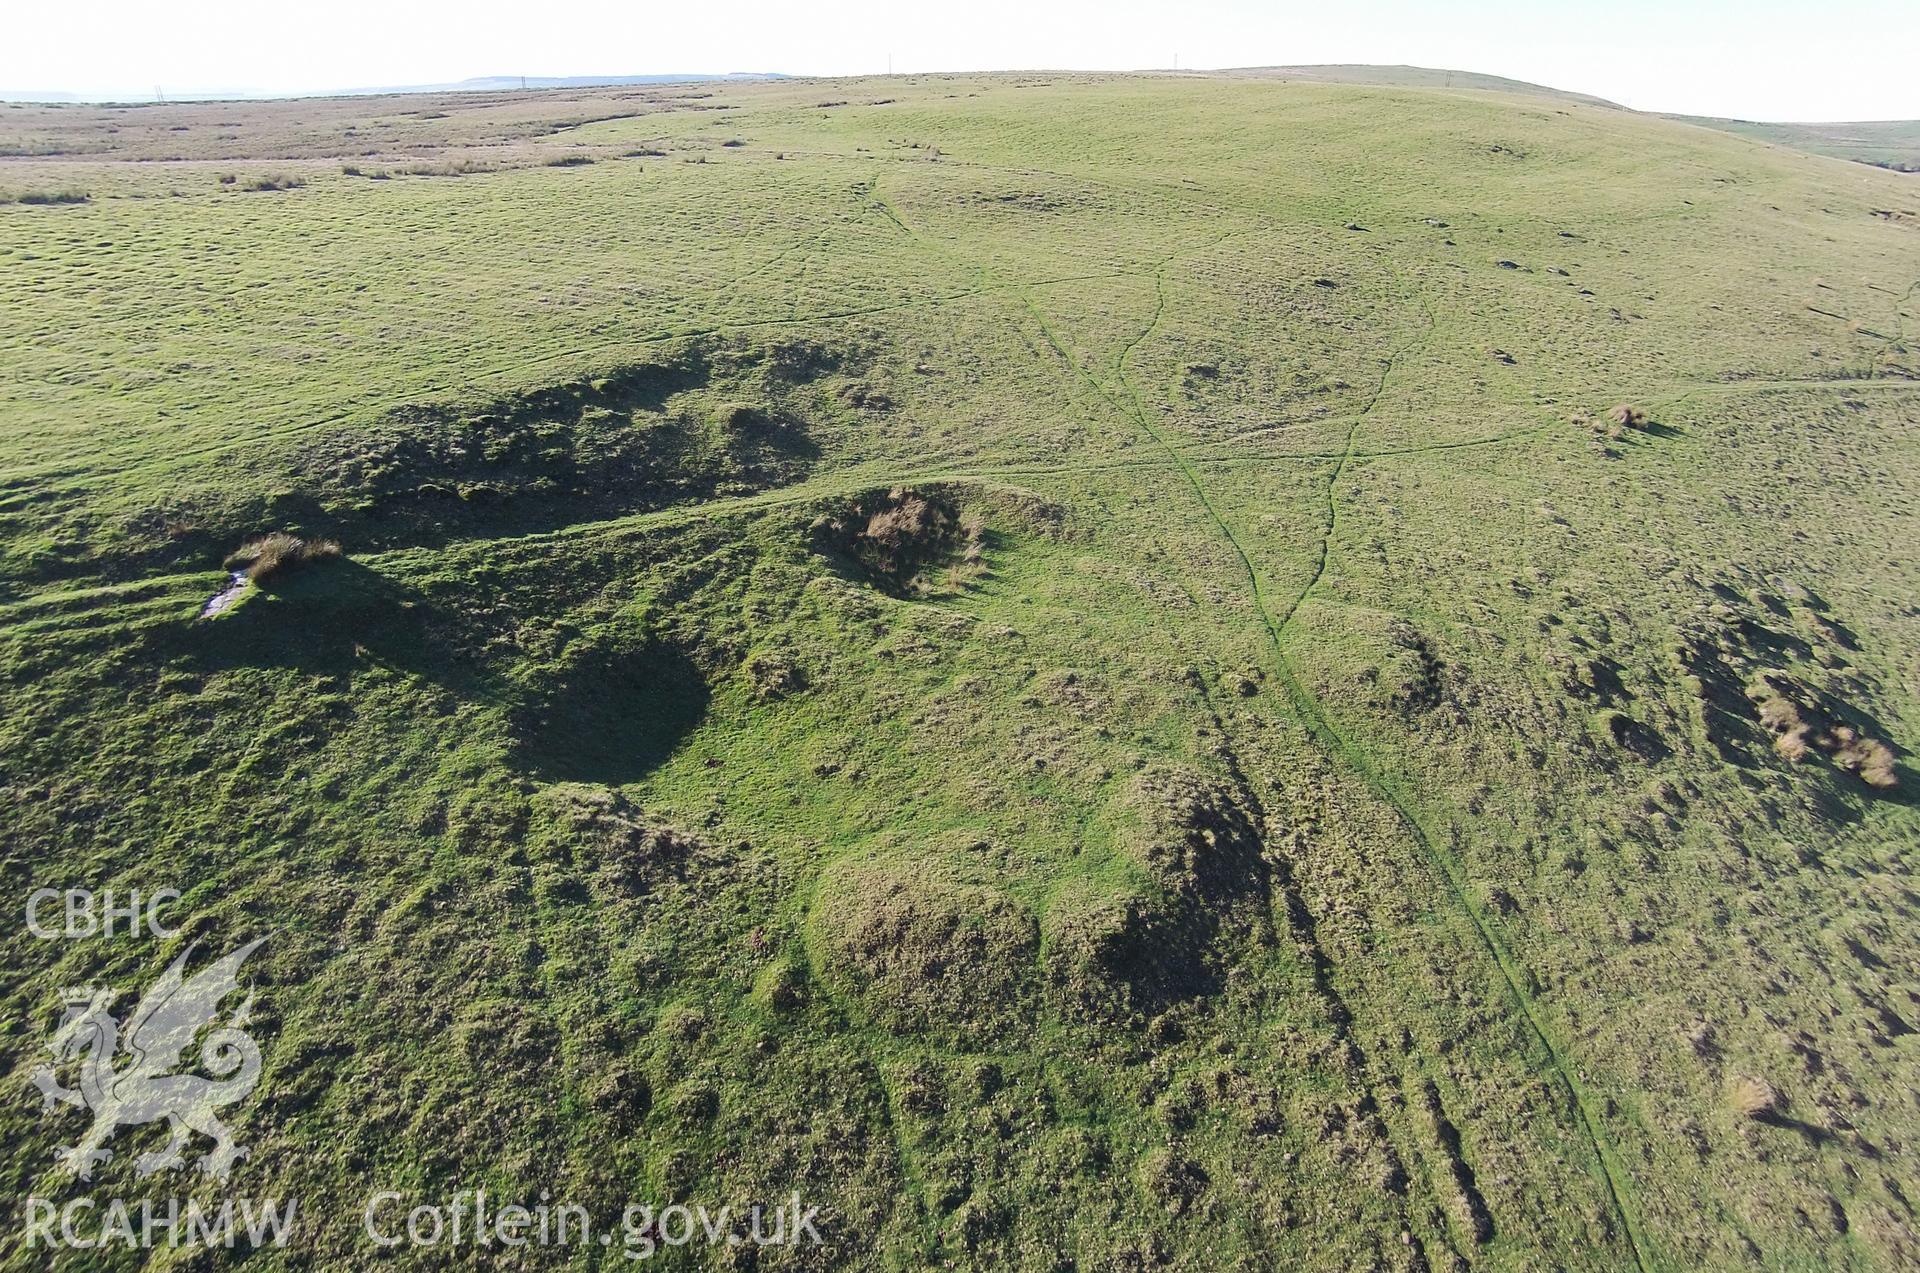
[200,571,249,618]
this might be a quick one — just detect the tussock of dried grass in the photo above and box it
[225,532,341,582]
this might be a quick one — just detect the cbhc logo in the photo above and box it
[25,889,180,940]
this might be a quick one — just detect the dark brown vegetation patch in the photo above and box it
[811,486,976,593]
[743,647,806,701]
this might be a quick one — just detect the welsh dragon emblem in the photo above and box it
[30,938,266,1181]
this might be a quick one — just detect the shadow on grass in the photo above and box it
[1863,761,1919,810]
[505,634,710,785]
[171,557,503,706]
[1753,1109,1838,1145]
[173,559,714,786]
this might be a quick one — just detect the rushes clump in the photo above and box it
[2,188,90,205]
[1749,674,1899,790]
[237,173,306,192]
[863,492,949,565]
[1576,405,1649,443]
[1730,1076,1783,1120]
[225,532,341,582]
[1829,728,1898,789]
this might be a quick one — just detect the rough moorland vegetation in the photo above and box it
[1,72,1916,1271]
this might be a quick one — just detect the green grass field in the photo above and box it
[1,72,1917,1270]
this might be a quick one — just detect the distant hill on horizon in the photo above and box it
[0,71,785,105]
[1210,63,1625,109]
[1661,113,1920,171]
[1209,64,1919,170]
[6,63,1915,172]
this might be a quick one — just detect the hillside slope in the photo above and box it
[1,74,1917,1270]
[1213,63,1623,108]
[1663,115,1920,172]
[1212,65,1920,171]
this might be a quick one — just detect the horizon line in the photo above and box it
[1,64,1914,125]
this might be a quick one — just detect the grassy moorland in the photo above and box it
[1664,116,1920,173]
[0,72,1917,1270]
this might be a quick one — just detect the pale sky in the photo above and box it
[6,0,1916,121]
